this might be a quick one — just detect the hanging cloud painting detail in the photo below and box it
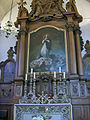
[28,27,66,72]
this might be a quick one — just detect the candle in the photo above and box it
[31,68,33,74]
[34,72,36,79]
[59,67,61,73]
[54,72,56,78]
[25,73,27,80]
[18,24,20,28]
[0,21,1,30]
[63,72,65,78]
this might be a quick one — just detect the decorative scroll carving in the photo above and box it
[80,36,84,51]
[18,6,28,17]
[66,0,82,22]
[14,0,28,28]
[29,0,65,21]
[71,83,79,96]
[17,0,28,17]
[74,25,81,34]
[0,87,11,97]
[65,23,75,31]
[15,86,22,96]
[80,83,85,96]
[18,0,27,8]
[85,40,90,53]
[86,83,90,96]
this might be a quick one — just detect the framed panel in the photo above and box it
[0,110,8,120]
[3,61,15,82]
[27,25,68,73]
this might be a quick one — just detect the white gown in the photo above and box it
[40,42,49,58]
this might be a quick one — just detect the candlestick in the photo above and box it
[63,72,65,79]
[59,67,61,73]
[54,72,56,78]
[24,73,28,97]
[34,72,36,79]
[29,72,33,94]
[25,73,27,80]
[33,72,36,97]
[31,68,33,74]
[53,72,57,98]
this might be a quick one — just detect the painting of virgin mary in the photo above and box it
[29,27,66,72]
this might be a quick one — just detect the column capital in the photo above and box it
[74,25,82,34]
[65,23,75,31]
[19,29,28,35]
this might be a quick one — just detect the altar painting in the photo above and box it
[28,27,66,72]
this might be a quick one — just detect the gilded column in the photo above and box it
[14,0,28,77]
[74,26,84,76]
[18,25,27,76]
[15,37,20,78]
[66,23,77,74]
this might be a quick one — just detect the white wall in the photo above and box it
[0,0,90,62]
[0,0,32,62]
[76,0,90,55]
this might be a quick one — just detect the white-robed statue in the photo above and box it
[40,35,51,58]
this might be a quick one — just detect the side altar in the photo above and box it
[0,0,90,120]
[14,71,72,120]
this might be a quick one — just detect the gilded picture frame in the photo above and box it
[27,25,68,73]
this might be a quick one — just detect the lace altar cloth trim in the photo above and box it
[14,104,72,120]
